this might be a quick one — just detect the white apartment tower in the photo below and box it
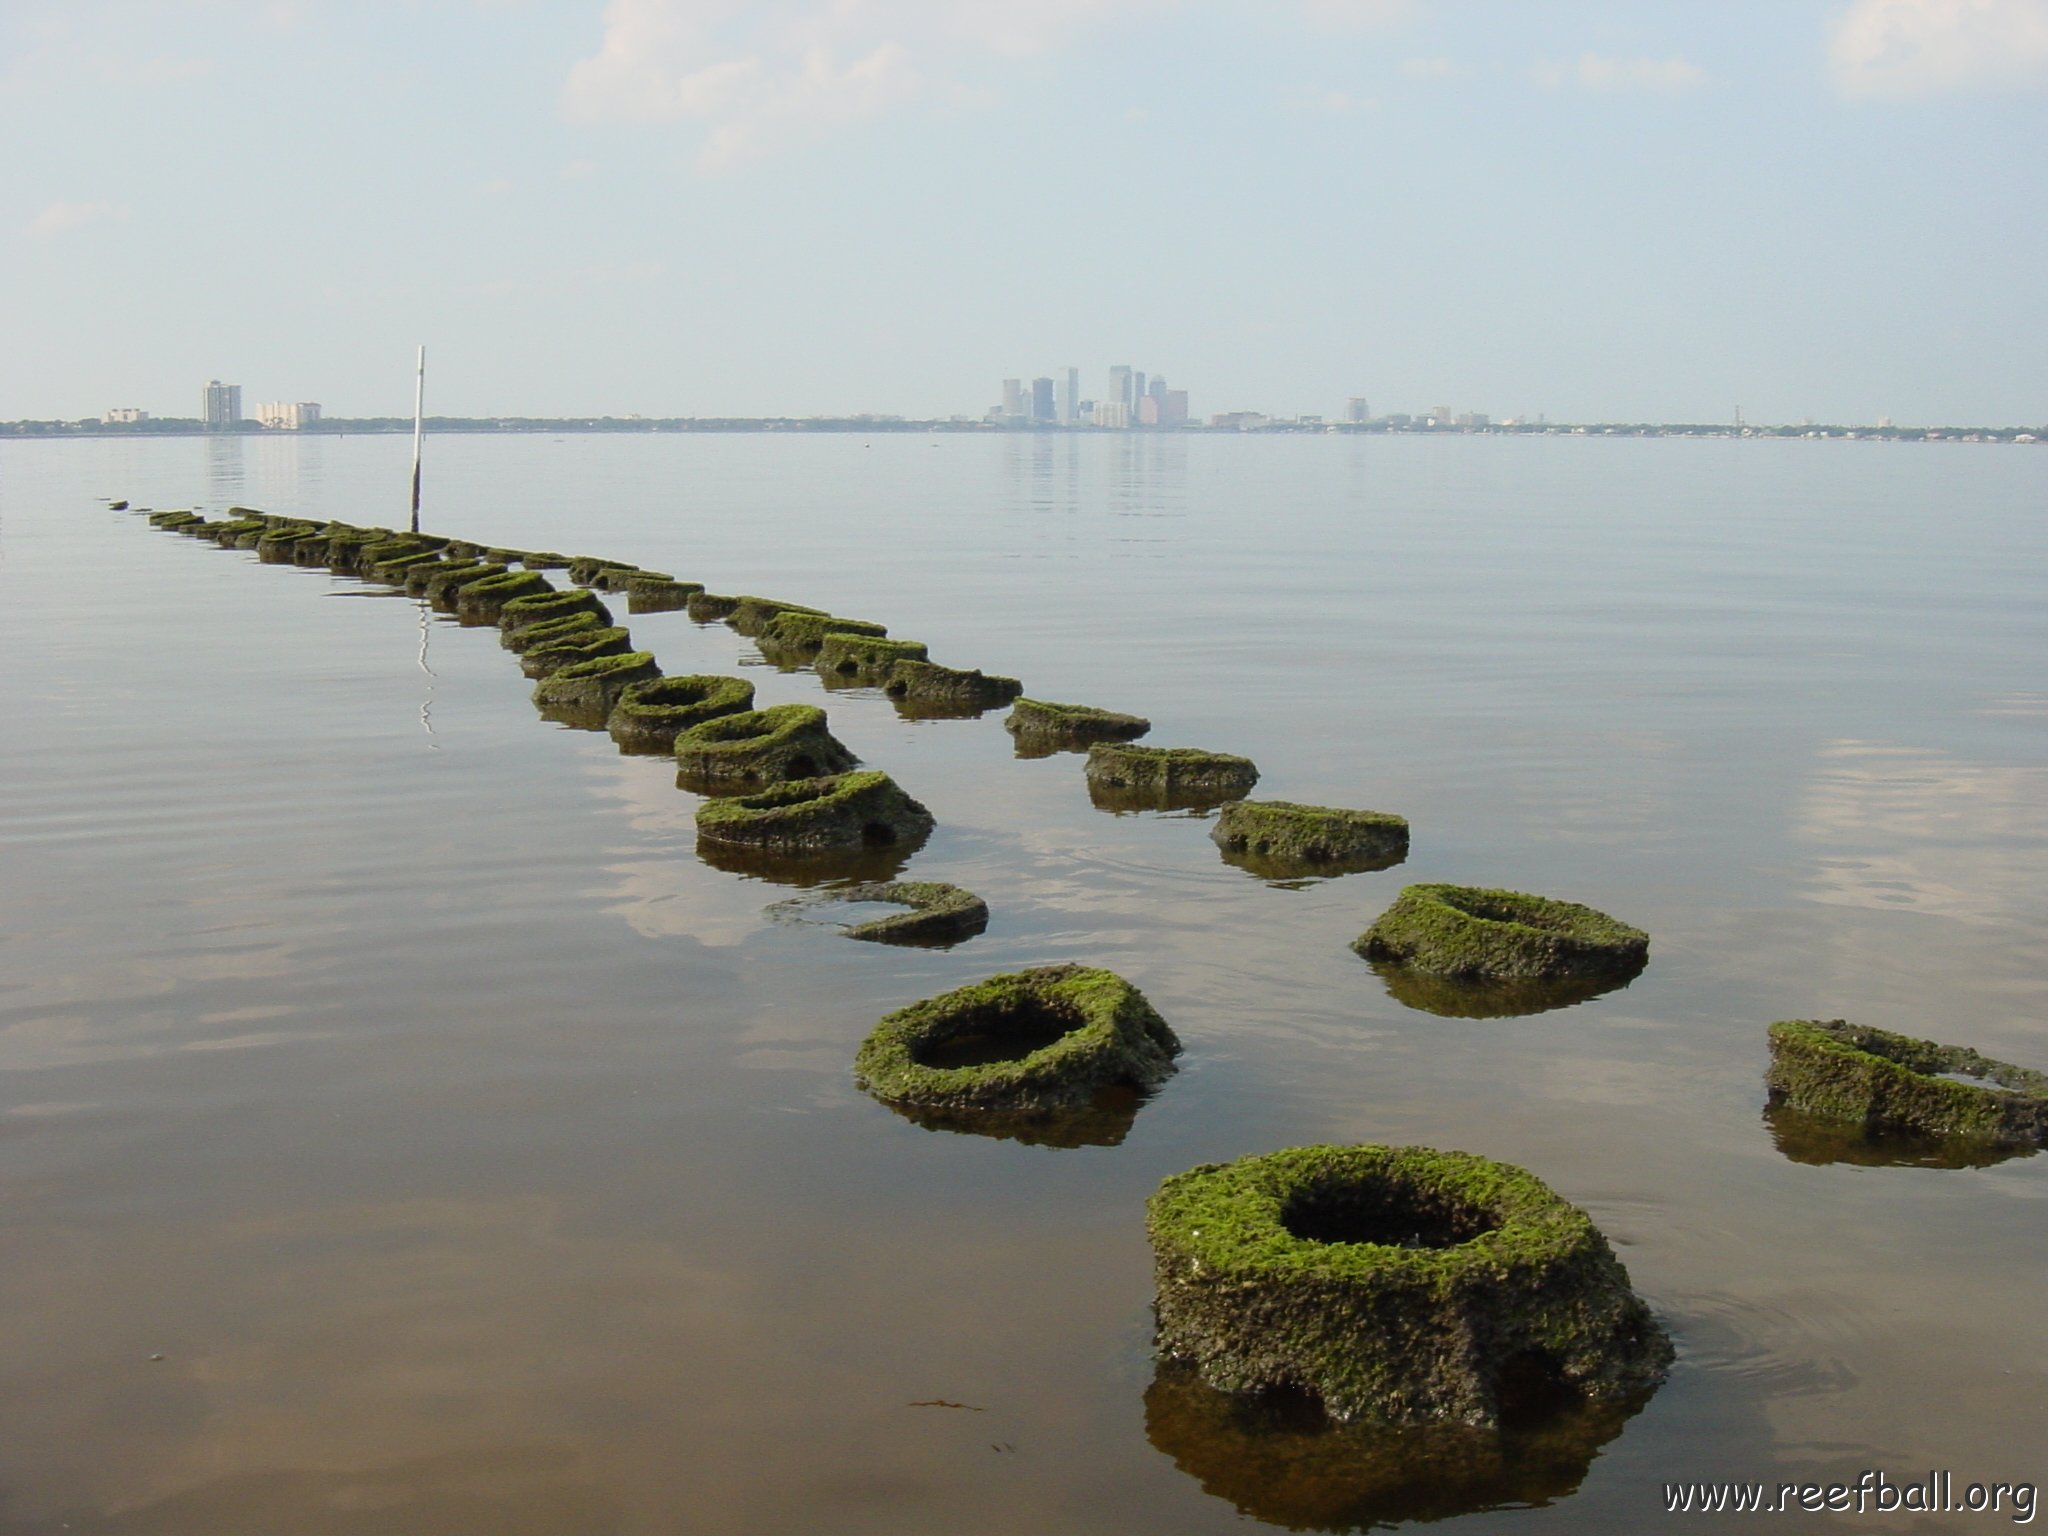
[202,380,242,430]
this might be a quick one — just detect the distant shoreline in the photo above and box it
[3,417,2039,444]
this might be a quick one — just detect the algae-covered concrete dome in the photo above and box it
[1005,698,1151,752]
[1766,1019,2048,1147]
[771,880,989,947]
[1211,800,1408,874]
[1355,884,1647,981]
[694,770,933,855]
[1147,1144,1671,1428]
[608,674,755,753]
[856,964,1180,1115]
[672,703,858,788]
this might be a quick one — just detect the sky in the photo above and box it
[3,0,2045,425]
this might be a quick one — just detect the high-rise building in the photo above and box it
[1061,367,1079,423]
[1093,400,1131,429]
[1031,377,1055,422]
[1133,371,1147,405]
[102,407,148,424]
[1162,389,1189,426]
[1001,378,1024,420]
[202,380,241,430]
[1108,366,1133,411]
[1346,396,1370,424]
[256,401,323,430]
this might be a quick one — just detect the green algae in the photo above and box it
[147,510,202,528]
[883,659,1023,716]
[567,556,639,586]
[1211,801,1408,876]
[694,770,933,855]
[626,574,705,613]
[590,565,660,592]
[673,703,858,790]
[758,611,889,653]
[814,633,930,681]
[355,537,439,575]
[519,626,634,679]
[729,596,827,637]
[1147,1144,1671,1428]
[1004,698,1151,756]
[406,558,481,596]
[455,569,552,624]
[206,518,269,547]
[769,880,988,947]
[256,525,319,562]
[1084,743,1259,810]
[855,965,1178,1121]
[1765,1019,2048,1147]
[607,674,754,753]
[370,550,448,583]
[531,649,659,727]
[686,592,742,623]
[423,561,508,608]
[1354,885,1648,982]
[500,609,601,653]
[497,588,610,635]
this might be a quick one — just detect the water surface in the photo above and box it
[2,431,2044,1533]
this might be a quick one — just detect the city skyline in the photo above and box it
[4,1,2044,425]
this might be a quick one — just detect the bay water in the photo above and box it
[1,431,2043,1533]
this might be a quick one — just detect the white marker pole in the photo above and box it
[409,344,426,534]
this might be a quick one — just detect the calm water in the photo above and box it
[2,431,2044,1534]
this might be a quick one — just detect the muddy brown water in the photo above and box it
[1,431,2044,1533]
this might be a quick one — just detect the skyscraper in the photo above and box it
[1346,397,1370,424]
[202,380,241,430]
[1001,378,1024,420]
[1108,365,1133,411]
[1063,367,1079,423]
[1133,371,1147,405]
[1031,377,1055,422]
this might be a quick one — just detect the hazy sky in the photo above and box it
[5,0,2045,424]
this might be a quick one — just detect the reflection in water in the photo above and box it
[202,432,245,506]
[35,1445,619,1536]
[1088,781,1248,815]
[889,694,996,722]
[415,600,439,749]
[873,1082,1149,1149]
[1796,740,2048,922]
[1144,1365,1644,1532]
[1367,958,1645,1019]
[1762,1102,2036,1171]
[1216,842,1406,886]
[693,836,920,888]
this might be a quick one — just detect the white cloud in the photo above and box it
[27,201,127,239]
[1532,52,1706,92]
[564,0,1167,168]
[1830,0,2048,97]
